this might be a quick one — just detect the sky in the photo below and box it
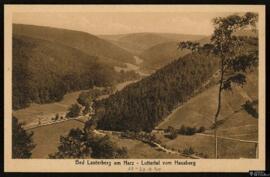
[13,12,234,35]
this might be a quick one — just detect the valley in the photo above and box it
[12,22,259,159]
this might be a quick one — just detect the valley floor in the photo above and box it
[14,69,258,159]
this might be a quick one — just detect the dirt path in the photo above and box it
[97,129,201,159]
[25,115,89,130]
[196,133,258,144]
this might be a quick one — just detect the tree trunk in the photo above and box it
[214,57,224,159]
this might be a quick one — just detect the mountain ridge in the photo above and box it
[13,24,136,66]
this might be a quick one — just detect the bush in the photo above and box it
[83,104,91,115]
[165,126,178,139]
[197,126,205,133]
[242,100,258,118]
[177,125,205,135]
[55,113,59,121]
[66,104,81,118]
[183,147,194,155]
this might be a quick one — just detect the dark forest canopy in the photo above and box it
[95,36,257,132]
[95,51,219,132]
[12,35,140,110]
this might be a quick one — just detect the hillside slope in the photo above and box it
[157,69,258,130]
[140,41,190,70]
[95,51,219,132]
[95,36,258,132]
[100,33,205,55]
[12,34,134,109]
[13,24,135,66]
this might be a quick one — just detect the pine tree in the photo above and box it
[12,116,36,158]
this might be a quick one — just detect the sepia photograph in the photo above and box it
[4,5,266,172]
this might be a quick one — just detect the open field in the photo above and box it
[28,119,84,158]
[154,132,257,159]
[108,134,186,159]
[29,119,187,159]
[13,90,84,125]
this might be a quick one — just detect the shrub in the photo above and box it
[177,125,205,135]
[55,113,59,121]
[183,147,194,155]
[165,126,178,139]
[197,126,205,133]
[66,104,81,118]
[242,100,258,118]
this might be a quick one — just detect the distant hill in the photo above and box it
[140,41,190,70]
[12,34,137,110]
[139,30,257,71]
[140,36,210,70]
[99,32,206,55]
[13,24,135,66]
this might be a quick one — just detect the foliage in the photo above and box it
[55,113,59,120]
[96,51,219,132]
[179,13,258,92]
[66,104,81,118]
[183,147,195,155]
[242,100,258,118]
[196,126,206,133]
[178,125,197,135]
[121,131,159,144]
[12,116,35,158]
[50,128,128,159]
[164,125,205,136]
[178,12,258,158]
[12,34,140,110]
[49,128,91,159]
[90,135,128,158]
[77,92,93,107]
[82,105,92,115]
[164,126,178,139]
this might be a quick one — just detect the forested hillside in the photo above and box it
[140,42,190,70]
[12,35,139,110]
[95,51,219,132]
[13,24,135,66]
[95,35,258,132]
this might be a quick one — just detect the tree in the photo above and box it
[179,12,258,158]
[66,103,81,118]
[12,116,35,158]
[165,126,178,139]
[77,92,92,107]
[90,135,128,158]
[50,128,128,159]
[55,113,59,121]
[49,128,92,158]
